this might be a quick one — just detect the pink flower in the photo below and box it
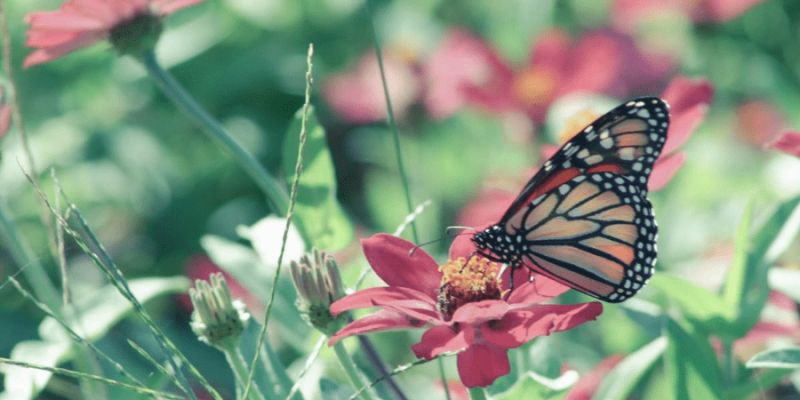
[422,29,515,120]
[329,234,602,388]
[735,100,790,147]
[564,354,625,400]
[24,0,205,68]
[612,0,769,31]
[766,131,800,159]
[457,28,672,123]
[322,50,421,124]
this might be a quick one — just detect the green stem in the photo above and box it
[333,342,377,400]
[0,200,60,313]
[223,345,266,400]
[467,387,487,400]
[139,51,290,215]
[366,2,418,242]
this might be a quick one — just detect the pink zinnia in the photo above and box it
[449,28,672,123]
[766,131,800,159]
[329,234,602,388]
[24,0,206,68]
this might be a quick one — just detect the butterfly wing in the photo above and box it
[474,97,669,302]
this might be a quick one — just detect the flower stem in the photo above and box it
[332,342,376,400]
[222,344,266,400]
[139,51,290,215]
[467,387,487,400]
[365,2,418,242]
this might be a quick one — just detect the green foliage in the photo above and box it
[282,106,354,251]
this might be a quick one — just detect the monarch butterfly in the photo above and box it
[471,97,669,303]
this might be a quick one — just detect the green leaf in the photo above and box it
[663,319,723,400]
[1,277,189,400]
[283,106,354,250]
[746,348,800,369]
[592,337,667,400]
[319,378,355,400]
[494,371,576,400]
[733,195,800,331]
[648,274,737,334]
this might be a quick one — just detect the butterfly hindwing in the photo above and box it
[472,97,669,302]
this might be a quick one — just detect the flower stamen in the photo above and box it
[437,256,503,321]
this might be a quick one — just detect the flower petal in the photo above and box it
[766,131,800,158]
[328,309,426,345]
[482,302,602,348]
[411,324,471,360]
[456,344,510,388]
[23,32,105,68]
[661,76,713,154]
[648,152,685,191]
[362,234,442,300]
[451,300,510,325]
[154,0,207,15]
[329,286,436,317]
[506,277,569,305]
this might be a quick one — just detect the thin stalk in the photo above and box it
[366,0,418,242]
[333,342,377,400]
[366,2,448,398]
[139,51,289,215]
[223,344,266,400]
[242,43,314,400]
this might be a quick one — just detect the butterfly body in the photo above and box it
[472,97,669,303]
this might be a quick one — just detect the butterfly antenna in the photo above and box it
[408,236,452,256]
[408,227,479,256]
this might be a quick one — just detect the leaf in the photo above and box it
[648,274,736,334]
[746,348,800,369]
[319,378,355,400]
[283,106,354,250]
[663,319,723,400]
[592,337,667,400]
[494,371,576,400]
[0,277,189,400]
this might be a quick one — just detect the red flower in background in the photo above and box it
[322,50,422,123]
[564,354,625,400]
[612,0,769,32]
[457,28,672,123]
[329,234,602,388]
[734,100,790,148]
[24,0,206,68]
[766,131,800,159]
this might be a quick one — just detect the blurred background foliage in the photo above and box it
[3,0,800,398]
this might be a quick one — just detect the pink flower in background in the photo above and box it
[329,234,602,388]
[458,28,672,123]
[24,0,205,68]
[423,29,515,120]
[0,87,12,141]
[564,354,625,400]
[735,100,789,147]
[766,131,800,158]
[322,51,421,124]
[612,0,769,32]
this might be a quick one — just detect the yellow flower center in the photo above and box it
[512,66,557,107]
[437,256,505,321]
[557,108,600,144]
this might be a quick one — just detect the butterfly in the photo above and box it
[471,97,669,303]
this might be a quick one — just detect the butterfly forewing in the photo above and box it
[473,97,669,303]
